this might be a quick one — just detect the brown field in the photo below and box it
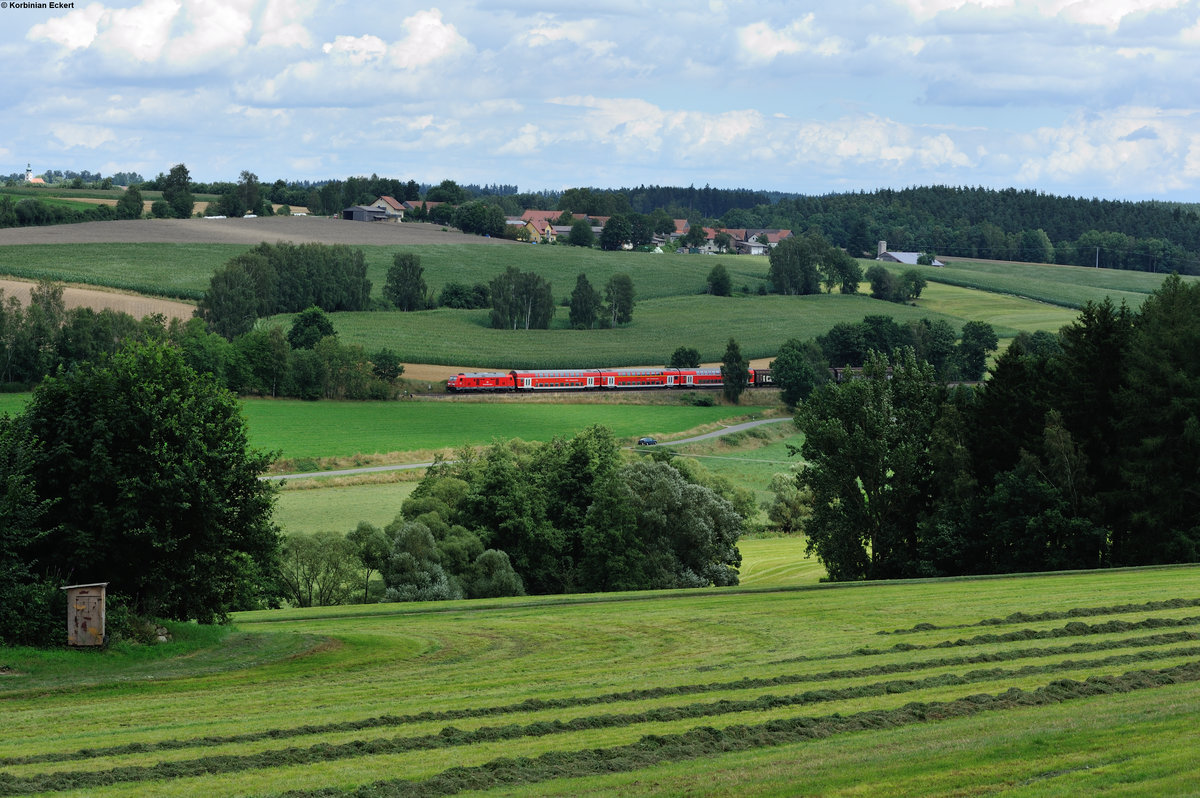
[0,278,195,321]
[0,216,519,246]
[68,198,307,216]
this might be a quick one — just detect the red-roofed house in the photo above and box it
[521,209,558,222]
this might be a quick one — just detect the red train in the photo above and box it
[447,367,774,393]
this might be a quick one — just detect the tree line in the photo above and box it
[767,314,998,409]
[198,241,372,339]
[782,274,1200,580]
[717,186,1200,274]
[0,282,404,401]
[280,426,748,607]
[378,253,636,331]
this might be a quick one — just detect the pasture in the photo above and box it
[308,294,974,367]
[244,399,770,463]
[913,257,1191,309]
[2,564,1197,796]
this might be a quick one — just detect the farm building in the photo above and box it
[367,196,405,222]
[878,251,944,266]
[876,240,944,266]
[342,206,388,222]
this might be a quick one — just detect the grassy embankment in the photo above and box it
[2,565,1198,796]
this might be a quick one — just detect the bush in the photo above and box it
[0,579,63,647]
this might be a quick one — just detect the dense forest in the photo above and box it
[787,274,1200,581]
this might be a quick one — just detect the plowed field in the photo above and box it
[0,216,517,246]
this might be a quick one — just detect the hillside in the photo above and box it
[2,564,1197,796]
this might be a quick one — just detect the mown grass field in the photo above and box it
[3,565,1198,796]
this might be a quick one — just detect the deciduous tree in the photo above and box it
[115,185,143,220]
[568,273,601,329]
[707,263,732,296]
[384,252,428,311]
[162,163,194,219]
[22,340,280,622]
[721,337,748,404]
[604,273,635,325]
[670,346,701,368]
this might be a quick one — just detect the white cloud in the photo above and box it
[519,18,597,48]
[26,3,105,50]
[541,97,974,177]
[51,123,118,149]
[389,9,469,69]
[101,0,180,63]
[322,34,388,65]
[736,14,845,63]
[27,0,261,70]
[257,0,316,49]
[169,0,254,68]
[496,123,546,156]
[894,0,1189,28]
[1017,107,1200,192]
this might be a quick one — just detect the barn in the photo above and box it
[342,206,388,222]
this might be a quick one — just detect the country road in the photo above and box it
[266,416,795,481]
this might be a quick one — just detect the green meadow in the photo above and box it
[2,564,1197,796]
[299,294,974,367]
[0,243,245,300]
[243,399,766,461]
[0,193,101,213]
[903,257,1192,309]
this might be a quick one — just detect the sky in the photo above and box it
[5,0,1200,201]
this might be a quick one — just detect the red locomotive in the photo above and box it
[447,367,773,393]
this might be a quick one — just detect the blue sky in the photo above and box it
[5,0,1200,200]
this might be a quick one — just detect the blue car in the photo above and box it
[637,437,658,446]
